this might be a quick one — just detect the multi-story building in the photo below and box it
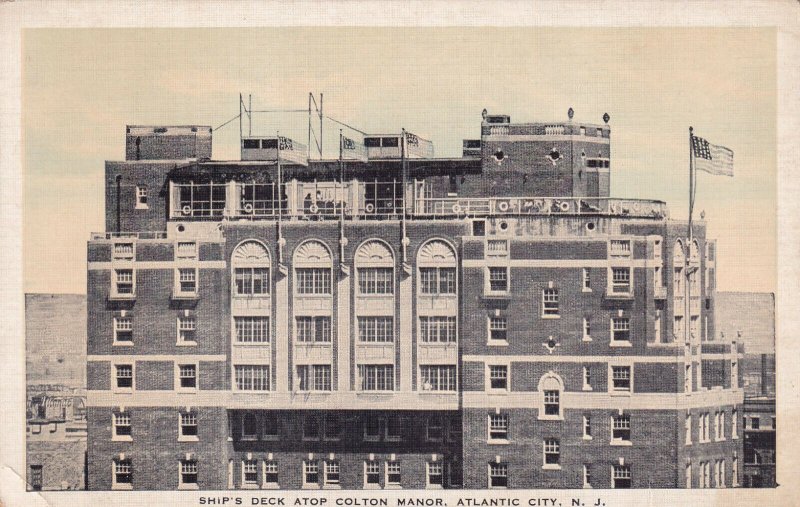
[86,110,743,490]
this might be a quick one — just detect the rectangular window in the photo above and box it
[178,364,197,389]
[358,317,394,343]
[303,461,319,487]
[583,366,592,390]
[488,413,509,441]
[365,461,381,486]
[583,317,591,341]
[180,460,198,487]
[610,239,631,256]
[297,365,332,391]
[136,185,148,208]
[543,439,560,466]
[750,416,760,430]
[420,316,457,343]
[303,416,320,440]
[358,365,394,391]
[582,268,591,290]
[177,268,197,295]
[113,412,132,438]
[420,365,457,392]
[419,267,456,295]
[612,414,631,443]
[234,365,270,391]
[613,465,631,488]
[296,268,332,295]
[685,415,692,445]
[732,456,738,487]
[323,414,341,441]
[363,415,381,441]
[176,241,197,259]
[674,267,684,293]
[241,413,259,439]
[583,465,592,488]
[386,462,401,486]
[488,267,508,292]
[489,365,508,390]
[114,459,133,487]
[115,364,133,389]
[611,318,631,343]
[427,462,443,487]
[178,316,196,344]
[30,464,43,491]
[180,412,198,438]
[487,240,508,256]
[235,317,269,343]
[488,317,507,343]
[264,461,278,487]
[113,242,134,259]
[358,267,394,295]
[324,461,340,486]
[263,413,278,439]
[655,310,662,343]
[542,288,559,316]
[426,416,444,441]
[296,316,331,343]
[234,267,270,296]
[611,366,631,392]
[114,317,133,344]
[243,460,259,485]
[611,268,631,294]
[488,463,508,488]
[115,269,134,295]
[583,415,592,439]
[732,409,738,438]
[543,390,560,416]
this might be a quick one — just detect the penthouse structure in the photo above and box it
[86,107,743,490]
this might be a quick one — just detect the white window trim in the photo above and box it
[178,411,199,442]
[607,266,634,298]
[174,267,199,299]
[541,288,560,319]
[384,461,402,489]
[582,415,592,441]
[112,241,136,260]
[111,412,133,442]
[487,462,509,489]
[542,439,562,470]
[582,366,592,391]
[426,462,443,490]
[484,265,510,296]
[608,363,633,396]
[583,464,592,489]
[241,459,260,489]
[262,460,279,489]
[135,185,149,209]
[175,241,198,260]
[487,413,510,445]
[175,361,199,393]
[363,461,382,490]
[111,268,136,299]
[537,373,565,421]
[487,316,509,346]
[610,414,633,446]
[112,361,135,394]
[177,460,199,490]
[582,317,592,342]
[609,316,633,347]
[486,364,510,394]
[176,315,198,347]
[112,316,134,347]
[582,268,592,293]
[302,461,320,490]
[322,460,341,490]
[111,459,133,490]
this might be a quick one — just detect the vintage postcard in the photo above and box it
[1,2,798,506]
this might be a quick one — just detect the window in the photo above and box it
[235,317,269,343]
[674,267,684,293]
[582,366,592,390]
[115,364,133,389]
[420,316,457,343]
[583,465,592,489]
[611,268,631,294]
[176,268,197,295]
[324,414,341,441]
[358,365,394,391]
[296,268,331,295]
[685,462,692,489]
[582,268,591,291]
[114,459,133,489]
[703,413,711,440]
[583,415,592,439]
[488,463,508,488]
[488,317,507,343]
[487,240,508,256]
[296,317,331,343]
[365,461,381,487]
[359,268,394,295]
[613,465,631,488]
[488,267,508,292]
[303,416,320,440]
[611,317,630,344]
[426,415,444,441]
[427,462,443,488]
[176,182,226,217]
[750,416,760,430]
[113,412,132,439]
[178,317,196,344]
[582,318,591,341]
[386,462,401,487]
[363,415,381,441]
[732,455,738,487]
[612,414,631,443]
[234,365,270,391]
[611,366,631,392]
[488,413,509,441]
[297,365,332,391]
[303,461,319,488]
[29,464,43,491]
[732,409,738,438]
[420,365,457,391]
[489,365,508,390]
[610,239,631,256]
[685,364,692,392]
[543,390,560,416]
[178,364,197,389]
[114,317,133,344]
[176,241,196,259]
[179,412,198,439]
[324,461,340,487]
[114,269,134,296]
[419,267,456,295]
[542,288,559,316]
[234,268,270,296]
[243,460,259,486]
[136,185,148,208]
[179,460,198,488]
[685,415,692,445]
[358,317,394,343]
[263,413,279,439]
[241,412,258,440]
[264,461,278,487]
[113,242,134,260]
[655,310,662,343]
[674,315,685,340]
[543,439,560,467]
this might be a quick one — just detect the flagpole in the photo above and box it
[277,130,283,265]
[685,127,694,391]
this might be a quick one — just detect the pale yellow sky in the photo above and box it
[22,27,776,294]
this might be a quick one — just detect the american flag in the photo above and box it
[341,135,367,161]
[278,136,294,151]
[691,135,733,177]
[405,132,419,146]
[342,136,356,150]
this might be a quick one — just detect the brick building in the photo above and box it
[86,111,743,490]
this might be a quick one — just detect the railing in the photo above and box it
[90,232,168,240]
[414,197,667,219]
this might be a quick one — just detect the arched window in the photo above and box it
[674,239,685,264]
[690,240,700,262]
[232,240,270,297]
[417,240,457,295]
[294,240,333,295]
[355,240,395,295]
[538,373,564,420]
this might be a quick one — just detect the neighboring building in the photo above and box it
[25,294,88,491]
[86,111,743,490]
[716,292,776,488]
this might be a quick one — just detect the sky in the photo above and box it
[22,27,776,294]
